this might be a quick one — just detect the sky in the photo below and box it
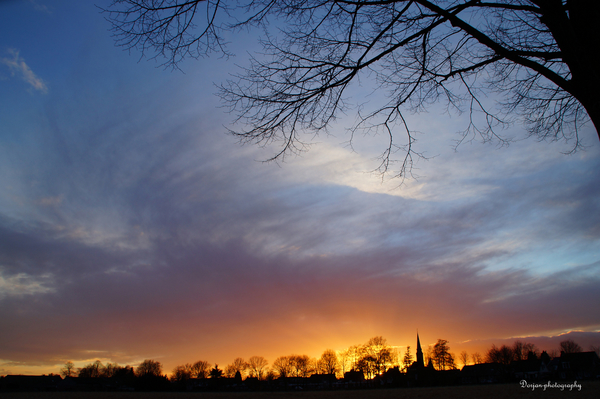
[1,0,599,376]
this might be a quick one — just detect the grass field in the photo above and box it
[1,382,598,399]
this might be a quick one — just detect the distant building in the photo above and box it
[1,375,63,391]
[461,363,503,384]
[406,333,436,386]
[511,358,549,381]
[550,351,600,380]
[415,333,425,368]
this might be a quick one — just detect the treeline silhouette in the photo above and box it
[2,336,598,392]
[47,336,600,387]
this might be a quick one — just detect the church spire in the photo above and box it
[416,332,425,368]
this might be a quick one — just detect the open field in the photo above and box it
[1,382,599,399]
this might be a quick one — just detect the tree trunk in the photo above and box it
[537,0,600,140]
[568,0,600,139]
[583,99,600,141]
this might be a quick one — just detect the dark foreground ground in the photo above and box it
[1,382,599,399]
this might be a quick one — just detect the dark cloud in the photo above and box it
[2,205,599,367]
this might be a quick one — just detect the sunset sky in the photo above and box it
[1,1,599,376]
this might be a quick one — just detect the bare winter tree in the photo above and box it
[171,363,193,382]
[272,355,294,378]
[471,351,483,364]
[431,339,456,370]
[136,359,163,377]
[512,341,525,361]
[247,355,269,380]
[523,342,539,360]
[225,357,248,378]
[190,360,211,378]
[559,339,582,353]
[102,362,121,378]
[486,344,514,365]
[360,336,393,375]
[103,1,600,179]
[317,349,340,375]
[339,344,362,373]
[78,360,104,378]
[402,346,413,371]
[289,354,313,378]
[60,361,76,378]
[459,350,469,367]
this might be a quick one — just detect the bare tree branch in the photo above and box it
[102,0,600,180]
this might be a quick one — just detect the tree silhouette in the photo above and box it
[112,365,136,382]
[361,336,393,375]
[78,360,104,378]
[339,344,361,375]
[210,364,223,378]
[471,352,483,365]
[247,356,269,380]
[224,357,248,378]
[512,341,525,361]
[559,339,582,353]
[60,361,76,378]
[104,1,600,179]
[102,362,121,378]
[136,359,163,377]
[317,349,340,375]
[289,354,313,378]
[191,360,210,378]
[402,346,413,372]
[272,355,294,378]
[357,354,378,379]
[234,370,243,383]
[486,344,514,366]
[431,339,456,370]
[171,363,193,382]
[523,342,539,359]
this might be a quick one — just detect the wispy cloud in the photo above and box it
[1,49,48,93]
[28,0,51,14]
[0,270,54,299]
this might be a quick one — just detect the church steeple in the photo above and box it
[416,332,425,368]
